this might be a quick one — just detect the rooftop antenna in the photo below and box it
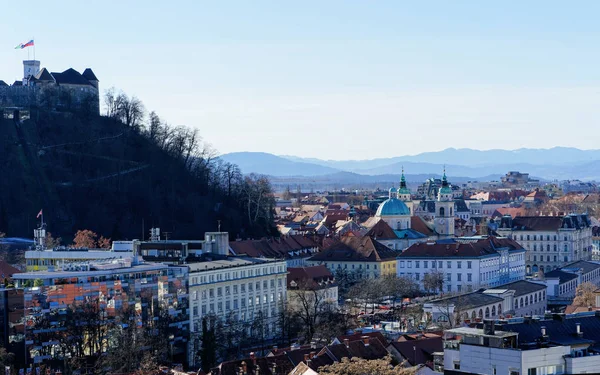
[217,220,222,232]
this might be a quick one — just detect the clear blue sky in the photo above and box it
[2,1,600,159]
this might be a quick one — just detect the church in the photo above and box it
[365,170,456,250]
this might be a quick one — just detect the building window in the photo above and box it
[415,261,420,268]
[241,284,246,293]
[209,289,214,298]
[467,273,472,282]
[202,305,207,314]
[399,261,405,268]
[457,274,462,281]
[226,301,231,310]
[447,273,452,282]
[256,282,261,290]
[457,261,462,269]
[233,300,238,309]
[218,302,223,312]
[407,261,412,268]
[233,285,238,294]
[225,286,230,295]
[447,261,452,269]
[415,273,420,281]
[424,261,428,268]
[438,261,443,268]
[467,261,472,269]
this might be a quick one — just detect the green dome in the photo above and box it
[376,198,410,216]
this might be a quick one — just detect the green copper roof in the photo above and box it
[376,198,411,216]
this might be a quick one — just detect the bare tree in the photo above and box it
[422,270,444,295]
[288,279,335,342]
[318,355,416,375]
[573,282,597,307]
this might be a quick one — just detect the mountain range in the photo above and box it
[220,148,600,182]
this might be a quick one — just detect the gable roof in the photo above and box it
[0,261,22,278]
[82,68,98,81]
[544,269,579,283]
[388,337,442,367]
[51,68,94,86]
[333,331,389,347]
[561,260,600,275]
[310,236,399,262]
[287,265,335,289]
[496,280,546,297]
[34,68,55,82]
[429,290,504,310]
[411,216,436,236]
[399,236,524,258]
[229,236,320,259]
[365,220,398,240]
[0,80,8,87]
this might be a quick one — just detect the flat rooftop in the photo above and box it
[446,327,518,339]
[187,256,283,272]
[13,262,168,279]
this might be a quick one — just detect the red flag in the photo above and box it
[36,209,43,219]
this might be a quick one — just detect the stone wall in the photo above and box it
[0,85,99,114]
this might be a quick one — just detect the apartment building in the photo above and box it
[444,313,600,375]
[186,255,287,359]
[397,237,526,293]
[10,260,189,368]
[496,214,593,275]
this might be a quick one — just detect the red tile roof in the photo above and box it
[310,236,400,262]
[399,236,524,258]
[0,261,22,278]
[287,265,335,288]
[365,220,398,240]
[229,236,320,259]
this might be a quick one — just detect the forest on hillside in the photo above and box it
[0,90,277,242]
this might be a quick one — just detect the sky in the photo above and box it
[2,1,600,160]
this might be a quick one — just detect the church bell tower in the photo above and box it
[435,168,454,237]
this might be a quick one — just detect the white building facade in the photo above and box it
[397,237,526,293]
[186,257,287,358]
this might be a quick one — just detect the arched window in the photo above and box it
[534,294,537,303]
[498,304,502,314]
[450,207,453,215]
[464,312,469,320]
[491,306,496,316]
[471,311,476,319]
[530,295,533,305]
[485,307,490,318]
[440,207,445,216]
[478,309,483,318]
[515,298,519,309]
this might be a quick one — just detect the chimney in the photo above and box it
[541,326,547,337]
[310,351,316,359]
[272,345,278,354]
[362,336,370,346]
[303,354,310,362]
[344,338,350,348]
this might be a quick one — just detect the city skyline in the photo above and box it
[2,1,600,159]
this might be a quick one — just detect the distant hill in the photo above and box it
[282,147,600,170]
[218,152,340,176]
[229,148,600,181]
[0,112,274,240]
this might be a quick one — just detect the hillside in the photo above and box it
[0,111,274,241]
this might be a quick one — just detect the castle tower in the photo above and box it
[435,168,454,237]
[397,167,413,215]
[23,60,40,85]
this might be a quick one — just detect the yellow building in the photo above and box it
[307,236,399,279]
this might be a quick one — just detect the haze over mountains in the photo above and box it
[220,147,600,182]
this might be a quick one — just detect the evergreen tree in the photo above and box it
[199,317,217,373]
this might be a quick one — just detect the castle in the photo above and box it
[0,60,99,113]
